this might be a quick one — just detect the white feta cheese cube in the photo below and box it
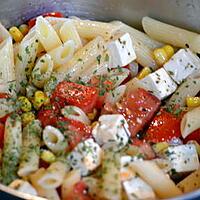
[67,139,102,176]
[140,68,177,100]
[92,114,131,151]
[166,144,199,173]
[123,177,156,200]
[164,49,200,84]
[108,33,136,67]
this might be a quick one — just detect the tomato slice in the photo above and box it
[28,12,64,28]
[57,117,92,150]
[183,129,200,144]
[145,109,182,143]
[104,88,160,138]
[51,81,98,113]
[0,123,5,149]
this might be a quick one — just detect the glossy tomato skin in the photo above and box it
[145,109,182,143]
[183,129,200,144]
[104,88,160,138]
[0,123,5,149]
[51,81,98,113]
[57,117,92,150]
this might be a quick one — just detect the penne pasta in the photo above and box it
[0,22,11,42]
[2,114,22,185]
[35,16,62,52]
[59,20,82,49]
[181,106,200,139]
[142,16,200,53]
[48,40,75,69]
[18,120,42,177]
[56,36,106,81]
[32,54,54,88]
[130,160,182,198]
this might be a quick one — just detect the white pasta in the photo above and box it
[59,20,82,49]
[0,22,11,41]
[48,40,75,69]
[43,126,67,153]
[32,54,54,88]
[0,97,15,118]
[35,16,62,52]
[56,36,106,81]
[61,106,91,125]
[142,16,200,53]
[181,107,200,139]
[38,162,66,190]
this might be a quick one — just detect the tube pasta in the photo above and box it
[18,120,42,177]
[43,126,67,153]
[60,20,82,49]
[0,97,15,118]
[61,106,91,125]
[61,170,81,199]
[36,16,62,52]
[48,40,75,69]
[168,76,200,106]
[2,114,22,185]
[32,54,54,88]
[15,31,39,92]
[130,161,182,198]
[112,21,163,49]
[38,162,66,190]
[56,36,106,81]
[71,19,119,40]
[181,107,200,139]
[142,16,200,53]
[0,22,11,41]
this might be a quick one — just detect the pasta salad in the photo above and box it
[0,12,199,200]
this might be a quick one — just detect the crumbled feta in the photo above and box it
[123,176,156,200]
[140,68,177,100]
[165,144,199,173]
[164,49,200,84]
[108,33,136,67]
[67,139,102,176]
[92,114,131,151]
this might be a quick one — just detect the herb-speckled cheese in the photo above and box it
[165,144,199,173]
[67,139,102,176]
[164,49,200,84]
[92,114,131,151]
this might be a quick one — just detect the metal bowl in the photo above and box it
[0,0,200,199]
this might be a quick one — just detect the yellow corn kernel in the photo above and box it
[21,112,35,126]
[87,109,97,120]
[91,121,98,129]
[33,91,45,110]
[18,24,29,36]
[40,150,56,163]
[186,96,200,107]
[163,45,174,59]
[9,26,24,42]
[153,48,168,66]
[18,96,32,112]
[43,96,50,106]
[137,67,152,80]
[153,142,169,154]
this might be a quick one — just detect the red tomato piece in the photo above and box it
[183,129,200,144]
[104,88,160,138]
[28,12,64,28]
[145,109,182,143]
[57,117,92,150]
[0,123,5,149]
[37,109,58,128]
[51,81,98,113]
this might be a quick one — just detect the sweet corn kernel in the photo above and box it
[9,26,24,42]
[21,112,35,126]
[40,150,56,163]
[33,91,45,110]
[87,109,97,120]
[163,45,174,59]
[91,121,98,129]
[137,67,152,80]
[18,96,32,112]
[18,24,29,36]
[186,96,200,107]
[43,96,50,106]
[153,142,169,154]
[153,48,168,66]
